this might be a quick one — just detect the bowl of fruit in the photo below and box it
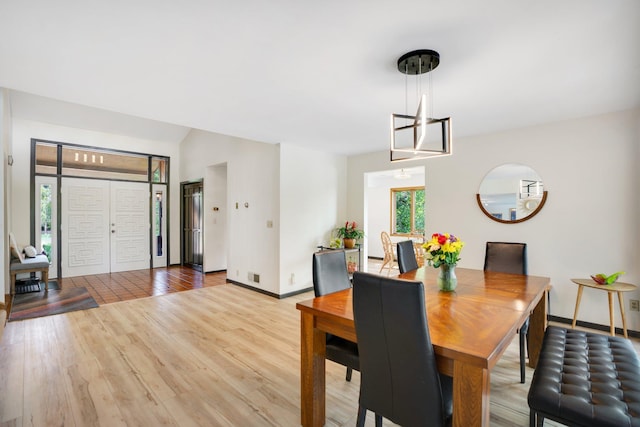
[590,271,625,285]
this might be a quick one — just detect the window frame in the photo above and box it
[390,185,425,237]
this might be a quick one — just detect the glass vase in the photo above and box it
[438,264,457,292]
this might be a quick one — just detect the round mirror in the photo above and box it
[476,163,547,224]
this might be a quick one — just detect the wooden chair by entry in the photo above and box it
[397,240,419,274]
[352,272,453,426]
[484,241,528,383]
[312,251,359,382]
[379,231,396,276]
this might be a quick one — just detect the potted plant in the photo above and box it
[335,221,364,249]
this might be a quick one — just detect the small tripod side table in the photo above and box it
[571,278,637,338]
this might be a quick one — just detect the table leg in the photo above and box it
[528,289,548,368]
[617,292,628,338]
[453,361,489,427]
[300,312,326,427]
[607,291,615,336]
[571,285,584,329]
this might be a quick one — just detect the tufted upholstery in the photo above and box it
[528,326,640,427]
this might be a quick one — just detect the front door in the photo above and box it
[61,178,149,277]
[110,181,151,273]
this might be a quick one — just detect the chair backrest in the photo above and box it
[380,231,394,259]
[397,240,419,274]
[312,250,352,297]
[352,272,448,426]
[380,231,393,256]
[483,242,527,275]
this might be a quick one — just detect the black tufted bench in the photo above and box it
[528,326,640,426]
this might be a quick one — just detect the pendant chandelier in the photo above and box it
[390,49,452,162]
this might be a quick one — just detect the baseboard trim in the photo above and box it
[205,269,226,274]
[548,315,640,339]
[226,279,312,299]
[279,287,314,299]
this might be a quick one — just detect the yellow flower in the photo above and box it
[421,232,465,268]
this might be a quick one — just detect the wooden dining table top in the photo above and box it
[296,266,551,370]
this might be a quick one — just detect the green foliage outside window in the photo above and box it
[392,187,425,235]
[40,184,52,232]
[40,184,52,255]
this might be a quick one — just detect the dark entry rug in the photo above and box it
[9,287,99,322]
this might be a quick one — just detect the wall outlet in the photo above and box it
[630,299,639,312]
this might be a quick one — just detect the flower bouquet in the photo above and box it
[423,233,464,291]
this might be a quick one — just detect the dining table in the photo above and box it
[296,266,551,427]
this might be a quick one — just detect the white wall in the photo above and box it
[203,163,228,273]
[181,134,347,296]
[10,119,182,266]
[279,144,347,294]
[0,89,11,298]
[349,109,640,332]
[180,129,281,294]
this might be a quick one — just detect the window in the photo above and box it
[33,140,170,183]
[391,186,425,236]
[61,146,148,181]
[151,157,168,183]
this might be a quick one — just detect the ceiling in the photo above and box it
[1,1,639,155]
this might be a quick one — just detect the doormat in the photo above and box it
[14,279,41,294]
[9,287,99,322]
[14,279,60,294]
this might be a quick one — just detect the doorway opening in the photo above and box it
[181,180,203,271]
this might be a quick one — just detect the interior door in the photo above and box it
[182,181,203,270]
[61,178,110,277]
[110,181,150,273]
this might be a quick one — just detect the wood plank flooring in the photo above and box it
[1,263,637,426]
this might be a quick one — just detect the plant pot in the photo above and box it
[343,238,356,249]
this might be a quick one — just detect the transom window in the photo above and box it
[391,186,425,236]
[33,140,169,183]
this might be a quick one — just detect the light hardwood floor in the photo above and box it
[1,266,637,426]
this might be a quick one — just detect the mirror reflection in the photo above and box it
[477,163,547,223]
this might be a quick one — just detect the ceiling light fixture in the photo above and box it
[394,169,411,180]
[390,49,452,162]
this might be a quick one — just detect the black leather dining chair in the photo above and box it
[396,240,419,274]
[312,251,359,382]
[484,241,528,383]
[352,271,453,426]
